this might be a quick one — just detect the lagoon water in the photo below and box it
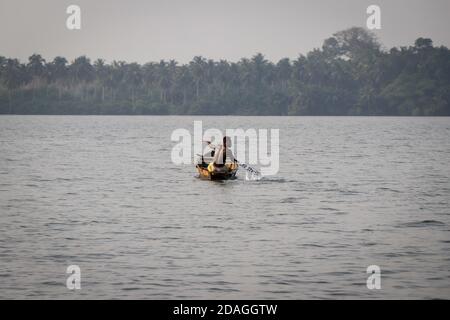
[0,116,449,299]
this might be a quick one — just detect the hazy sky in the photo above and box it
[1,0,449,64]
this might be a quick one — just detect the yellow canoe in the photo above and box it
[196,162,238,180]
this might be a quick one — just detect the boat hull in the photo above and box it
[196,164,238,181]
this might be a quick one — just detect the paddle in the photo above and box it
[236,161,262,180]
[203,141,262,178]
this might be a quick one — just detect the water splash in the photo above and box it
[245,170,262,181]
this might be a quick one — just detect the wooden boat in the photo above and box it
[196,162,238,180]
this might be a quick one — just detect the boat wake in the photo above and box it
[245,171,262,181]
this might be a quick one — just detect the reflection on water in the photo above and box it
[0,116,449,299]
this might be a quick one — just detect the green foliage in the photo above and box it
[0,28,449,115]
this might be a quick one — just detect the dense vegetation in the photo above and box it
[1,27,450,116]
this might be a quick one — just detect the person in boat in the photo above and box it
[208,136,237,172]
[199,148,214,166]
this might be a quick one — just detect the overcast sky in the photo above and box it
[1,0,449,64]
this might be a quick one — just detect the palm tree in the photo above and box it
[110,60,126,101]
[0,56,6,81]
[69,56,95,101]
[70,56,94,83]
[27,54,46,79]
[142,62,158,99]
[216,60,231,96]
[175,65,193,107]
[205,59,216,95]
[49,56,68,81]
[27,54,47,102]
[251,53,269,86]
[276,58,291,90]
[4,59,27,113]
[47,56,68,99]
[166,60,178,103]
[157,60,170,103]
[238,58,252,90]
[94,59,110,101]
[124,62,142,107]
[189,56,207,100]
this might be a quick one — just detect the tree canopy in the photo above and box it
[1,27,449,115]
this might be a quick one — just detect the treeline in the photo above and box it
[1,27,450,116]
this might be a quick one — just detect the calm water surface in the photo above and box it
[0,116,449,299]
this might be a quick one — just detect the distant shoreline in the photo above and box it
[1,114,450,117]
[2,28,449,117]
